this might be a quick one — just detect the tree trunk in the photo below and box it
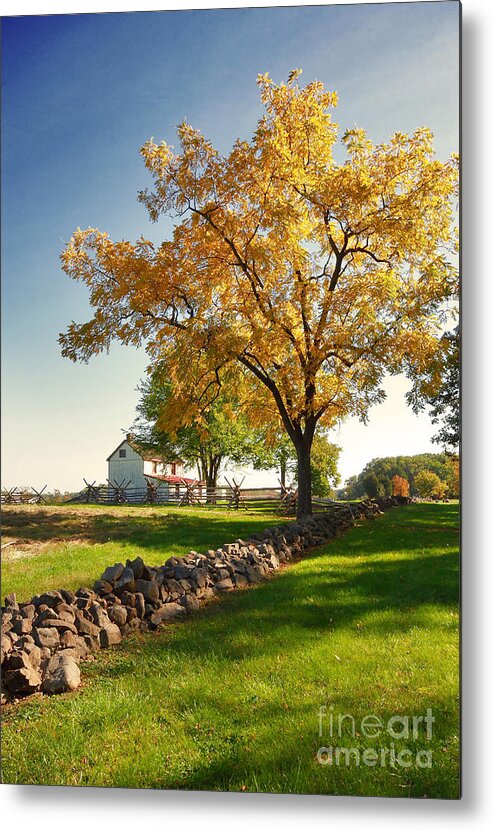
[205,472,217,503]
[294,429,315,518]
[280,453,287,489]
[203,453,222,504]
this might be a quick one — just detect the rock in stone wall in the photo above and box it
[1,496,410,701]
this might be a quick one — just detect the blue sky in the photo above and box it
[1,2,460,491]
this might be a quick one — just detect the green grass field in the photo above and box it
[1,503,282,602]
[1,502,459,797]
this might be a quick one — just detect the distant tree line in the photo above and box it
[341,453,459,500]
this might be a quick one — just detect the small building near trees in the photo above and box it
[107,434,194,492]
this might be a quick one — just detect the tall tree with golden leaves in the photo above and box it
[60,71,458,517]
[392,474,410,498]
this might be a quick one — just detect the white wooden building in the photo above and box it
[107,434,193,492]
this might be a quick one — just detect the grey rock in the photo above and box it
[191,567,208,588]
[38,590,63,608]
[135,579,159,603]
[150,603,186,627]
[107,605,127,627]
[41,653,81,694]
[59,588,76,605]
[114,567,136,594]
[74,611,100,638]
[12,617,32,635]
[99,562,125,585]
[174,565,192,581]
[87,603,110,629]
[214,578,234,592]
[4,664,42,695]
[21,642,42,669]
[134,593,145,619]
[59,630,79,649]
[127,556,145,579]
[81,633,100,652]
[34,608,59,627]
[180,594,200,612]
[56,604,76,624]
[163,578,184,597]
[1,633,13,659]
[232,573,249,589]
[4,649,34,672]
[38,618,78,635]
[57,646,85,662]
[128,617,142,630]
[75,587,97,600]
[93,579,113,596]
[99,622,122,648]
[245,566,262,584]
[33,626,60,650]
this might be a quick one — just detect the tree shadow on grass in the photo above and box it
[122,548,458,675]
[116,535,458,797]
[1,506,280,553]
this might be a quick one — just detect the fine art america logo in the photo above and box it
[317,706,435,769]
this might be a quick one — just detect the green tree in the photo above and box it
[308,435,341,497]
[362,471,381,499]
[341,475,365,501]
[252,430,340,495]
[407,325,459,453]
[251,429,297,489]
[414,469,447,499]
[132,365,266,493]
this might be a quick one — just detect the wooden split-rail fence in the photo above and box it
[66,478,361,516]
[1,486,47,505]
[64,477,313,514]
[2,480,358,517]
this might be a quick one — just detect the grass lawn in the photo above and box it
[1,503,459,798]
[1,503,282,602]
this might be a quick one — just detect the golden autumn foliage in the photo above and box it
[392,475,410,498]
[60,71,458,515]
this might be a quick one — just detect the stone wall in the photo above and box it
[1,496,409,701]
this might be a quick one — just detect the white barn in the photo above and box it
[107,434,193,492]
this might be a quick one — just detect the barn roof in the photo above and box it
[106,435,183,464]
[145,474,203,485]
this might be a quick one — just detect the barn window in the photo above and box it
[119,449,126,458]
[171,463,177,475]
[152,461,157,473]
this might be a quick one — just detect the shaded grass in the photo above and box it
[1,504,282,602]
[1,504,459,797]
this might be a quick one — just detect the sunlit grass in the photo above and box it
[1,504,282,602]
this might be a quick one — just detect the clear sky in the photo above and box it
[1,1,460,492]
